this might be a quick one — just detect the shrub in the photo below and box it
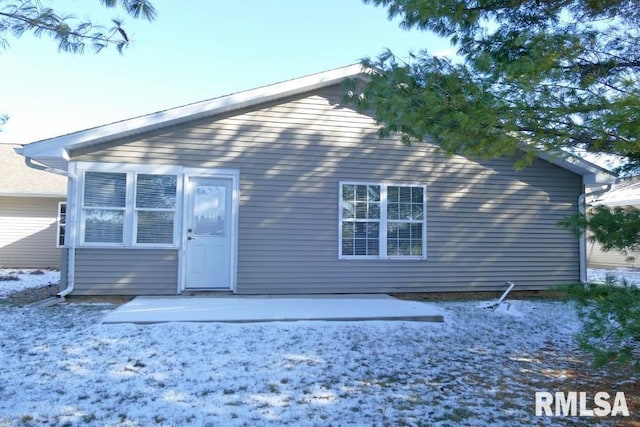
[566,276,640,371]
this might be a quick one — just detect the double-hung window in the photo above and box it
[135,174,177,244]
[83,172,127,244]
[81,170,178,246]
[340,182,426,259]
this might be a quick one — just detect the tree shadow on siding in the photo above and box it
[72,87,583,292]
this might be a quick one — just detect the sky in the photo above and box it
[0,0,451,145]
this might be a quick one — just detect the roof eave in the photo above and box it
[20,64,368,166]
[0,191,66,198]
[537,151,617,185]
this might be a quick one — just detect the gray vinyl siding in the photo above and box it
[71,85,583,293]
[0,196,63,268]
[73,249,178,295]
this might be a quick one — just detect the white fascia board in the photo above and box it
[595,198,640,207]
[20,144,69,165]
[0,191,66,198]
[20,64,367,164]
[537,151,617,184]
[582,171,618,185]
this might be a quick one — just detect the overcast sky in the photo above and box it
[0,0,450,145]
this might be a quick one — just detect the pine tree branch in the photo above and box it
[0,11,122,47]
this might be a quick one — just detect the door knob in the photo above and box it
[187,236,195,240]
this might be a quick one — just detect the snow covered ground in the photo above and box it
[1,273,638,425]
[588,268,640,286]
[0,269,60,298]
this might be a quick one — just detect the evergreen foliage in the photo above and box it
[566,278,640,371]
[560,205,640,259]
[0,0,156,53]
[359,0,640,371]
[354,0,640,174]
[587,206,640,254]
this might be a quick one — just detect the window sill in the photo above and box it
[339,256,427,261]
[78,244,179,250]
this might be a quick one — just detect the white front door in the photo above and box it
[184,176,235,290]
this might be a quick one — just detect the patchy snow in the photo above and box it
[0,270,638,425]
[588,268,640,285]
[1,299,636,426]
[0,269,60,298]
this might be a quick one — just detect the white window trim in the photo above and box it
[338,181,427,260]
[75,162,184,248]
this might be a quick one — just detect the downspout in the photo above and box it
[578,184,612,284]
[24,158,77,298]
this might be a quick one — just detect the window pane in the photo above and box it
[342,240,354,256]
[194,185,226,236]
[342,184,355,201]
[388,186,398,202]
[387,202,399,220]
[411,242,423,256]
[367,223,379,239]
[368,186,380,202]
[84,209,124,243]
[398,223,411,239]
[387,222,398,238]
[58,225,66,247]
[399,203,412,220]
[412,187,423,203]
[84,172,126,207]
[342,201,355,219]
[137,211,174,244]
[368,202,380,219]
[398,240,411,255]
[342,222,354,239]
[356,185,368,202]
[412,203,424,220]
[367,239,379,256]
[57,203,66,247]
[355,202,368,219]
[399,187,411,203]
[387,239,398,256]
[136,174,176,209]
[411,223,423,240]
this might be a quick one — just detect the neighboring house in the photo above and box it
[587,176,640,269]
[18,65,615,296]
[0,144,67,268]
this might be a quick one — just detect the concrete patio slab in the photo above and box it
[101,294,445,324]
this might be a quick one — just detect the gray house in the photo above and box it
[18,65,615,296]
[0,144,67,268]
